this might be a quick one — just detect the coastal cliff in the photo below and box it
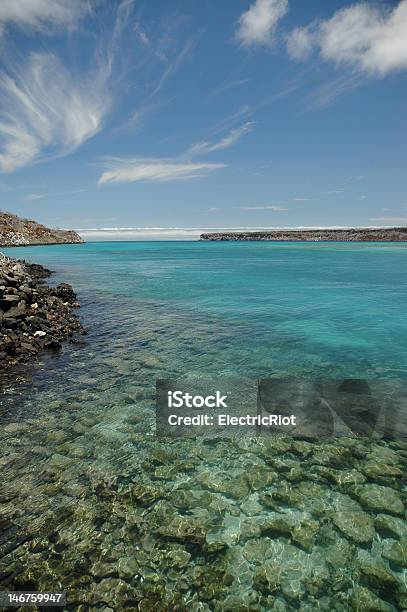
[0,211,83,247]
[200,228,407,241]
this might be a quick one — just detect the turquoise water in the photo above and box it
[4,240,407,379]
[1,241,407,610]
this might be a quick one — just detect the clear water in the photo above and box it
[1,241,407,610]
[4,240,407,380]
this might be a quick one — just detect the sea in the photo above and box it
[1,240,406,610]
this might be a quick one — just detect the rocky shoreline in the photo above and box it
[200,228,407,241]
[0,255,85,369]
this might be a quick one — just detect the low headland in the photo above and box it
[0,211,83,247]
[0,212,84,371]
[200,227,407,241]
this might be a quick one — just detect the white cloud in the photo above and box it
[320,2,407,76]
[286,26,313,61]
[0,52,111,172]
[293,197,311,201]
[0,0,88,33]
[240,205,287,211]
[287,1,407,76]
[0,1,136,173]
[236,0,288,47]
[98,159,226,185]
[187,122,254,157]
[99,119,253,186]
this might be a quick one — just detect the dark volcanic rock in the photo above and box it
[0,256,85,369]
[53,283,77,303]
[200,228,407,241]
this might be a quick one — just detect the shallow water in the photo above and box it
[1,241,406,610]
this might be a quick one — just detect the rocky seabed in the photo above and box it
[1,415,406,610]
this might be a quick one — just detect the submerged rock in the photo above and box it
[374,514,407,540]
[196,469,250,500]
[382,539,407,568]
[333,510,375,544]
[155,515,206,544]
[350,586,396,611]
[353,484,404,516]
[362,462,403,483]
[357,550,398,592]
[259,511,319,552]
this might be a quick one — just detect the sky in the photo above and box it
[0,0,407,238]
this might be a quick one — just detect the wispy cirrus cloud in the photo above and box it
[287,1,407,77]
[0,0,88,34]
[305,73,362,109]
[98,159,226,186]
[148,34,201,99]
[209,106,253,136]
[208,78,251,100]
[99,121,254,186]
[0,1,134,173]
[0,52,111,172]
[186,122,254,157]
[25,188,86,201]
[134,22,149,46]
[236,0,288,47]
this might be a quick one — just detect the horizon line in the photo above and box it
[75,225,407,232]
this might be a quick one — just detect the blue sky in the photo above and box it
[0,0,407,237]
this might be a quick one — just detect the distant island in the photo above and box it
[200,228,407,242]
[0,211,83,247]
